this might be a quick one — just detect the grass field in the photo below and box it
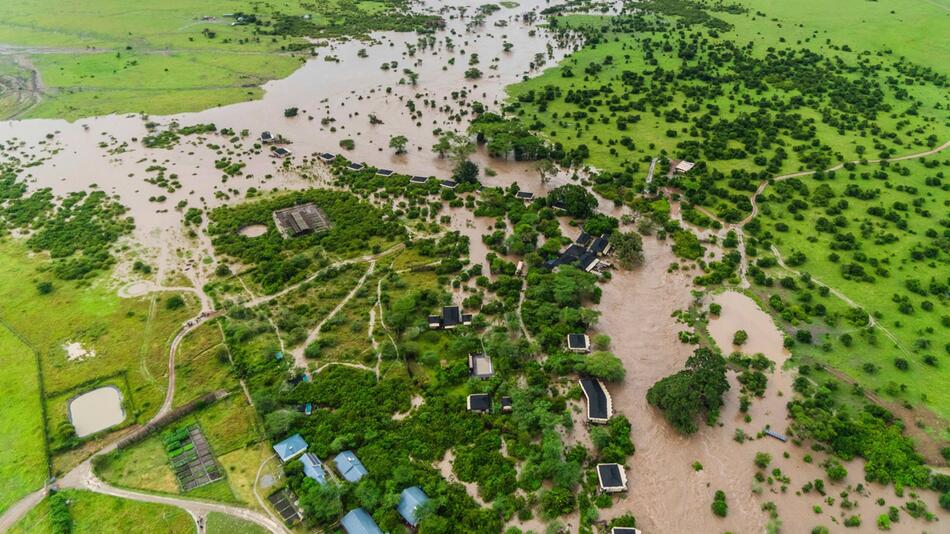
[505,1,949,218]
[96,393,260,503]
[0,0,430,119]
[206,512,268,534]
[7,489,195,534]
[0,238,196,469]
[754,154,950,419]
[0,328,47,514]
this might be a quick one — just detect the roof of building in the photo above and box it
[440,179,458,188]
[576,231,593,247]
[590,235,610,254]
[273,434,308,462]
[580,378,612,422]
[410,175,429,184]
[597,463,627,489]
[272,203,331,237]
[675,160,695,172]
[441,306,464,326]
[469,353,494,379]
[467,394,491,412]
[319,152,336,161]
[515,190,534,200]
[347,162,365,170]
[260,131,274,141]
[300,452,327,485]
[273,147,291,157]
[611,528,641,534]
[341,508,383,534]
[500,396,513,407]
[396,486,429,526]
[567,333,589,350]
[334,450,369,482]
[578,252,599,271]
[376,169,394,176]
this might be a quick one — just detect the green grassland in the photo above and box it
[750,154,950,419]
[206,512,269,534]
[7,489,195,534]
[0,0,432,119]
[173,321,232,408]
[0,238,196,470]
[505,0,949,220]
[0,328,47,514]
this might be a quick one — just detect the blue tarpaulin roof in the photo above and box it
[397,486,429,526]
[300,452,327,485]
[273,434,308,462]
[334,450,369,482]
[341,508,382,534]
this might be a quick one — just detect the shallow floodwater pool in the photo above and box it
[69,385,126,437]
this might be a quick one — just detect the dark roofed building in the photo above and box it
[576,231,593,247]
[578,251,599,272]
[590,235,611,256]
[611,527,642,534]
[429,305,472,329]
[596,463,628,492]
[580,378,612,424]
[319,152,336,162]
[260,131,276,144]
[500,396,513,413]
[376,169,394,177]
[410,175,429,184]
[347,162,365,171]
[440,179,458,189]
[467,394,491,413]
[271,147,292,158]
[515,190,534,201]
[567,333,590,353]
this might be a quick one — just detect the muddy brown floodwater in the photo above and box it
[596,254,943,533]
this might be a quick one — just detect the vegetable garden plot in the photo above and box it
[161,424,222,492]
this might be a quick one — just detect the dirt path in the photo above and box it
[737,139,950,227]
[290,260,376,374]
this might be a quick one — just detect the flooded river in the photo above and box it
[597,269,942,533]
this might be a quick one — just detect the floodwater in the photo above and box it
[0,0,583,290]
[597,268,943,533]
[68,385,125,438]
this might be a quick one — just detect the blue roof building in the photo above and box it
[397,486,429,526]
[273,434,308,463]
[334,450,368,482]
[341,508,382,534]
[299,452,327,485]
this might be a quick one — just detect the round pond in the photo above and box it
[238,224,268,237]
[69,385,126,437]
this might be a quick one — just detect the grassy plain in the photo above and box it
[506,1,949,217]
[7,489,195,534]
[0,328,47,514]
[756,155,950,419]
[206,512,269,534]
[0,238,195,467]
[0,0,426,119]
